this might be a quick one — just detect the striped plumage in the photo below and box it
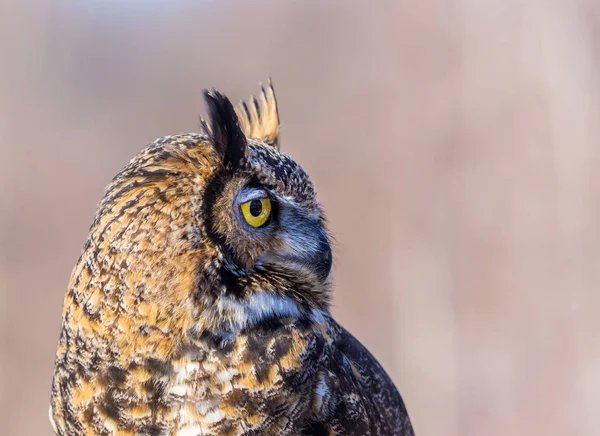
[50,82,414,435]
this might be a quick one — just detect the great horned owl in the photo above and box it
[49,81,414,435]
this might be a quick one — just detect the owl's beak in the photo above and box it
[288,225,332,282]
[313,230,332,281]
[261,221,332,282]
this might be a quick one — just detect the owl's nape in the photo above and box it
[50,81,414,436]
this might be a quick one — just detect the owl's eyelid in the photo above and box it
[237,187,271,204]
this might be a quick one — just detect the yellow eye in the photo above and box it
[240,198,272,228]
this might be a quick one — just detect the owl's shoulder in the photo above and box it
[308,321,414,435]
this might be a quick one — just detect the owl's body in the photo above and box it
[50,84,414,435]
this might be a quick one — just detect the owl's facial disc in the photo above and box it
[235,186,332,282]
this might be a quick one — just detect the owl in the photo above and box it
[49,81,414,436]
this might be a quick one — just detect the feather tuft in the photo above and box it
[201,89,248,168]
[235,78,280,149]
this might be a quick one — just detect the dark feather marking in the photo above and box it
[104,366,128,385]
[302,421,330,436]
[201,89,248,169]
[219,266,246,299]
[252,95,261,121]
[267,77,279,120]
[141,424,164,436]
[199,162,252,300]
[145,358,173,378]
[95,192,147,244]
[97,388,121,423]
[242,101,252,124]
[81,302,101,321]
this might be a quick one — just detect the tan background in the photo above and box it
[1,1,599,435]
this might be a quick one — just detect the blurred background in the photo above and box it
[1,0,599,435]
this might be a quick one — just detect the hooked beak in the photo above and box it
[257,221,332,282]
[312,229,332,281]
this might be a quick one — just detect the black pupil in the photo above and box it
[249,200,263,217]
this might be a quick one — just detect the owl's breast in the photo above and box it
[151,319,330,435]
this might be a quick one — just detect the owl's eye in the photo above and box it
[240,198,272,228]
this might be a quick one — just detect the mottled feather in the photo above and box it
[50,82,414,436]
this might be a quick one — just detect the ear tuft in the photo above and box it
[201,89,248,168]
[235,78,280,149]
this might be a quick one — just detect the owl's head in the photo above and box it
[83,82,331,338]
[196,85,332,331]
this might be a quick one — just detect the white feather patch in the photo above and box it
[176,426,203,436]
[217,292,303,331]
